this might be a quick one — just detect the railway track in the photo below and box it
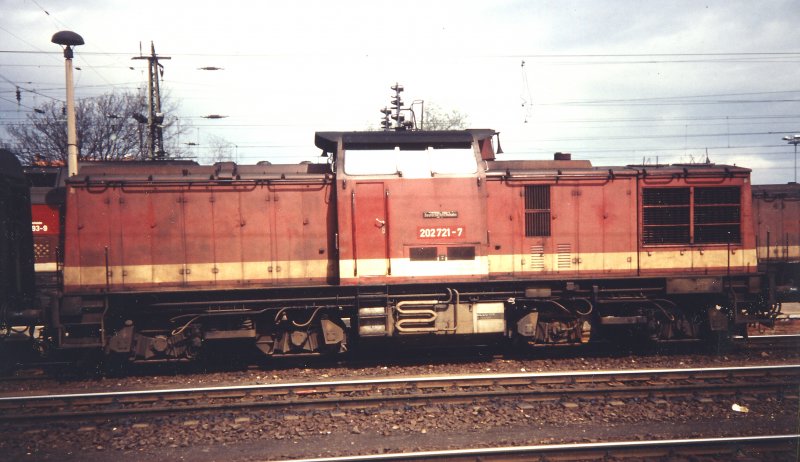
[734,333,800,349]
[279,435,800,462]
[1,364,798,422]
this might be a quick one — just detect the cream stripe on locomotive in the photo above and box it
[64,260,330,288]
[488,250,637,274]
[337,247,759,280]
[756,245,800,262]
[339,257,490,279]
[66,248,760,288]
[483,248,756,275]
[34,262,58,272]
[639,247,758,271]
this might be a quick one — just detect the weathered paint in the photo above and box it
[485,175,639,278]
[63,259,331,289]
[63,163,336,293]
[337,161,488,285]
[61,134,765,297]
[752,184,800,263]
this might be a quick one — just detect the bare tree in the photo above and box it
[5,90,189,164]
[204,134,235,164]
[422,104,468,130]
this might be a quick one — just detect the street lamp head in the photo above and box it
[51,30,84,46]
[784,135,800,144]
[51,30,84,59]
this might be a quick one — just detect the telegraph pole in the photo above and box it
[132,42,170,160]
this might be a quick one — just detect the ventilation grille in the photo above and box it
[557,244,571,269]
[694,187,741,244]
[33,239,54,262]
[642,186,741,245]
[529,245,545,270]
[524,185,551,237]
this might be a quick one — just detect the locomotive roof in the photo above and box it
[625,163,751,175]
[314,129,497,153]
[71,160,332,183]
[485,159,594,171]
[752,182,800,198]
[485,159,751,179]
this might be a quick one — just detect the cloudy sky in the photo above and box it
[1,0,798,183]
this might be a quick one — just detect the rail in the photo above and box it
[278,435,800,462]
[0,364,797,421]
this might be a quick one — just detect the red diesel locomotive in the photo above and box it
[0,130,781,362]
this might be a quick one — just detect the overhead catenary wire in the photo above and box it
[1,49,799,60]
[519,60,533,123]
[0,14,797,182]
[0,72,63,103]
[27,0,71,30]
[1,3,123,91]
[0,25,61,61]
[0,94,45,112]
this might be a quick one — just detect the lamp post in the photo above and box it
[51,30,84,177]
[783,134,800,184]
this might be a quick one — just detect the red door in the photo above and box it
[352,182,389,277]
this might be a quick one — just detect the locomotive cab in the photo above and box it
[316,130,495,285]
[316,130,509,339]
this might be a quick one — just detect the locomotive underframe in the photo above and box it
[45,273,775,363]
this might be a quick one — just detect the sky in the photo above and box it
[1,0,799,184]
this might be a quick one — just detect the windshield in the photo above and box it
[343,147,477,178]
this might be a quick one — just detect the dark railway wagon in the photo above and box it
[0,149,36,325]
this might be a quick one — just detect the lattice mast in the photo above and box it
[132,42,171,159]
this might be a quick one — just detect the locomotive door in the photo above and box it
[573,181,636,276]
[515,183,578,276]
[601,180,636,275]
[553,186,580,275]
[576,185,603,275]
[271,187,307,283]
[118,190,155,288]
[352,182,389,277]
[239,188,275,285]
